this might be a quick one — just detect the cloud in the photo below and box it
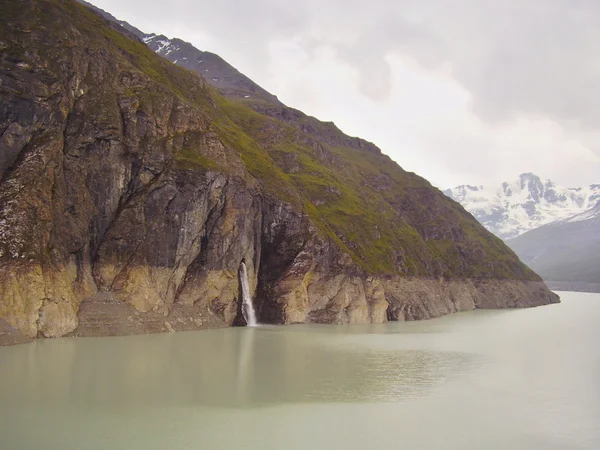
[92,0,600,126]
[91,0,600,187]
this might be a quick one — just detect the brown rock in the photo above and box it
[0,0,558,344]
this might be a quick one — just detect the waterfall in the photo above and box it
[239,262,257,326]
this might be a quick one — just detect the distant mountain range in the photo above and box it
[444,173,600,240]
[446,173,600,292]
[508,201,600,292]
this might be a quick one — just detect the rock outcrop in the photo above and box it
[0,0,558,345]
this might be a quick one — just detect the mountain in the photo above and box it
[143,34,280,103]
[444,173,600,240]
[0,0,557,344]
[509,202,600,292]
[77,0,146,39]
[78,0,280,103]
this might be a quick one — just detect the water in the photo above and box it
[0,291,599,449]
[239,262,257,326]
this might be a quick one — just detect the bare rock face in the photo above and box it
[0,0,558,344]
[0,318,31,346]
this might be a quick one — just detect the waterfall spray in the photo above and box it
[239,262,257,326]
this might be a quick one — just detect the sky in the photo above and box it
[91,0,600,189]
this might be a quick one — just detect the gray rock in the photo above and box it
[0,0,558,344]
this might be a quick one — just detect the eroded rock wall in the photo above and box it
[0,0,559,345]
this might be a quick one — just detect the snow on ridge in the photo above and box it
[142,35,172,54]
[155,39,171,54]
[142,34,156,44]
[563,203,600,224]
[446,173,600,239]
[565,209,596,223]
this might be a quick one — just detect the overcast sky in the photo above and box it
[92,0,600,189]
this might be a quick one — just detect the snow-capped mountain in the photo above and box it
[444,173,600,239]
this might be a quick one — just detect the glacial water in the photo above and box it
[239,262,257,326]
[0,291,599,449]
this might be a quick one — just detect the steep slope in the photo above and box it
[77,0,279,103]
[445,173,600,239]
[508,203,600,292]
[0,0,557,343]
[143,34,279,103]
[77,0,146,39]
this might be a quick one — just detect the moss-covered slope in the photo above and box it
[0,0,556,342]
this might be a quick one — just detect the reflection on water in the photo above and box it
[1,292,599,450]
[0,324,477,409]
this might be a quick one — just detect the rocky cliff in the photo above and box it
[0,0,558,344]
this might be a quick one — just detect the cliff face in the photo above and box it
[0,0,558,343]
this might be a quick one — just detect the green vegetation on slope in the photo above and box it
[5,0,539,280]
[210,93,537,279]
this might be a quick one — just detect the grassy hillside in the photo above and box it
[2,0,540,281]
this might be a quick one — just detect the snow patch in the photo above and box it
[155,39,171,54]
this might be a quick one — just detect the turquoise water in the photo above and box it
[0,291,598,449]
